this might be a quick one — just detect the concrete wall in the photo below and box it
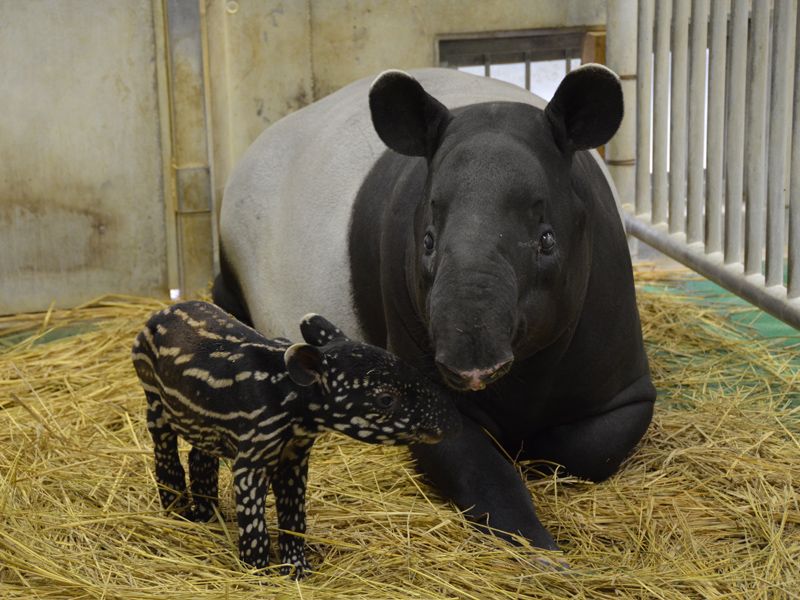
[0,0,605,313]
[205,0,315,221]
[206,0,606,205]
[0,1,169,313]
[311,1,605,97]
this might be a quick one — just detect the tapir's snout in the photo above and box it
[412,390,463,443]
[415,429,446,444]
[428,256,518,393]
[435,356,514,392]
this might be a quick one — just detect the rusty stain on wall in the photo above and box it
[2,200,112,273]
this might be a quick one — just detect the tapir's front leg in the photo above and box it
[233,460,271,569]
[272,437,315,578]
[410,414,558,551]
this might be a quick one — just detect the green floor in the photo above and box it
[0,323,98,349]
[643,276,799,349]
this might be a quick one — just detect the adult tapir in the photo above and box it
[214,66,656,551]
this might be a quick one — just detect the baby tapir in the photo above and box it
[131,301,459,576]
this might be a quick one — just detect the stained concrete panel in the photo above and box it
[0,1,167,313]
[206,0,605,195]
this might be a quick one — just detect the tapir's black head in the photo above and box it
[369,66,623,392]
[283,314,460,443]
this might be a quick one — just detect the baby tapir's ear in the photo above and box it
[299,313,350,346]
[284,343,324,386]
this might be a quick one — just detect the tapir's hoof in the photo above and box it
[279,560,312,579]
[533,554,571,571]
[186,504,217,523]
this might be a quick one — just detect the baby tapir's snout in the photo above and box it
[285,313,461,444]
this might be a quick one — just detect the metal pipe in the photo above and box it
[766,0,796,287]
[524,52,531,92]
[652,0,673,225]
[636,0,655,217]
[669,0,691,234]
[606,0,638,217]
[744,0,770,277]
[687,0,709,244]
[625,214,800,329]
[725,0,748,265]
[705,0,729,254]
[790,3,800,299]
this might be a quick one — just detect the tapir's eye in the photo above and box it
[423,231,435,254]
[540,231,556,254]
[377,393,398,410]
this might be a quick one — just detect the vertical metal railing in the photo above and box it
[635,1,654,218]
[767,0,797,287]
[686,0,708,244]
[705,0,727,254]
[726,0,748,265]
[792,17,800,299]
[619,0,800,329]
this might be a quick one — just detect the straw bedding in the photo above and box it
[0,269,797,599]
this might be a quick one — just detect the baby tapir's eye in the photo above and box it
[377,393,398,410]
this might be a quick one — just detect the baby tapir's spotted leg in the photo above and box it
[187,447,219,522]
[272,437,315,577]
[233,461,271,569]
[146,392,190,516]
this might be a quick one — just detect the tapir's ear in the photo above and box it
[284,343,324,387]
[544,64,623,153]
[299,313,350,346]
[369,70,453,159]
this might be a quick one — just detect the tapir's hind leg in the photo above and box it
[521,386,655,482]
[146,392,190,516]
[188,447,219,522]
[211,249,253,326]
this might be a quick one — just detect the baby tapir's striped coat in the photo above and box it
[132,301,459,576]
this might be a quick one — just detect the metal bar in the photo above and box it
[744,0,770,277]
[687,0,709,244]
[484,54,491,77]
[524,52,531,91]
[165,0,215,297]
[151,0,179,295]
[198,0,220,276]
[790,3,800,298]
[636,0,654,217]
[766,0,797,287]
[669,0,690,234]
[652,0,673,225]
[606,0,637,216]
[439,29,589,64]
[725,0,748,265]
[625,215,800,329]
[705,0,729,254]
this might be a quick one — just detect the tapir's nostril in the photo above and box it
[435,357,514,391]
[486,356,514,381]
